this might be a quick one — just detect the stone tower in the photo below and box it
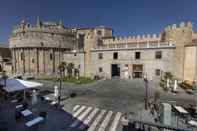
[84,30,97,77]
[77,26,113,77]
[164,22,193,80]
[9,19,76,76]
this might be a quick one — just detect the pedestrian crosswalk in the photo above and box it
[67,105,122,131]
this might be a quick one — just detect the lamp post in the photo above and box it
[2,70,7,87]
[58,65,63,106]
[143,73,149,110]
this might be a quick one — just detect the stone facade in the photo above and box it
[9,20,197,82]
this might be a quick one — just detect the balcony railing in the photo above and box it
[92,42,175,51]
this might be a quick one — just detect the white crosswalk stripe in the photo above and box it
[109,112,122,131]
[87,109,106,131]
[73,105,80,112]
[70,107,93,128]
[79,108,99,130]
[98,110,113,131]
[73,106,86,118]
[71,105,122,131]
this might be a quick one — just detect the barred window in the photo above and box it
[155,51,162,59]
[98,53,103,59]
[99,67,103,73]
[155,69,161,76]
[113,52,118,59]
[135,52,140,59]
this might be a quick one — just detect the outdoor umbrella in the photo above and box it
[0,78,43,99]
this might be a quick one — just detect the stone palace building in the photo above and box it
[9,19,197,81]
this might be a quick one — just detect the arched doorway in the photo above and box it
[111,64,120,77]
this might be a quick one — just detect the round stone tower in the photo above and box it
[9,19,77,76]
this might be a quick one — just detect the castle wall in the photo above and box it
[103,34,161,45]
[9,20,197,82]
[192,32,197,40]
[184,46,197,81]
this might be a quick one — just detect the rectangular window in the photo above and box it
[155,51,162,59]
[113,52,118,59]
[155,69,161,76]
[98,53,103,59]
[135,52,141,59]
[99,67,103,73]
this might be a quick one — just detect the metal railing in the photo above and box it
[123,120,192,131]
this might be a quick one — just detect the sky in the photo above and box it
[0,0,197,43]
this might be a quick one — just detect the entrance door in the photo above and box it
[111,64,120,77]
[133,64,143,78]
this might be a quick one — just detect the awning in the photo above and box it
[0,78,43,92]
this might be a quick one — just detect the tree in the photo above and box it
[164,72,173,81]
[59,62,67,77]
[58,62,67,76]
[67,63,74,77]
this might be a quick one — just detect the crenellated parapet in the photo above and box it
[164,21,193,43]
[12,20,74,35]
[9,19,77,49]
[102,33,161,45]
[164,21,192,32]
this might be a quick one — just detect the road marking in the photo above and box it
[73,105,80,112]
[73,106,86,118]
[87,109,106,131]
[98,110,113,131]
[78,108,99,130]
[109,112,122,131]
[70,107,93,128]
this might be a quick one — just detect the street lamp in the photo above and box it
[58,65,63,106]
[143,73,149,110]
[2,70,7,87]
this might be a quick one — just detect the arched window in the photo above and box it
[50,53,53,60]
[97,30,102,35]
[20,52,24,60]
[41,42,44,46]
[32,58,35,63]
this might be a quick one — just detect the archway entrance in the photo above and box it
[0,64,2,72]
[111,64,120,77]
